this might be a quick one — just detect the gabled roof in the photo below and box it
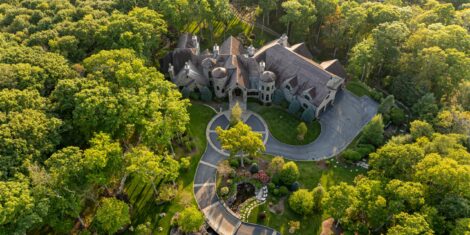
[289,43,314,60]
[220,36,246,55]
[320,59,348,79]
[254,44,336,106]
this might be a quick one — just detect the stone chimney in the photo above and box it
[184,62,190,79]
[192,35,200,55]
[279,34,288,47]
[259,61,265,73]
[213,44,219,58]
[168,63,174,80]
[248,45,255,57]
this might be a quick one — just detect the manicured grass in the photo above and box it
[248,102,321,145]
[248,156,366,235]
[125,103,215,234]
[346,80,373,97]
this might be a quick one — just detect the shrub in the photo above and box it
[200,86,212,102]
[370,89,383,101]
[360,114,384,147]
[272,188,280,196]
[296,122,308,140]
[244,157,253,166]
[271,174,281,185]
[180,157,191,171]
[254,170,270,184]
[288,99,301,114]
[279,186,289,196]
[181,87,191,98]
[390,107,406,125]
[280,162,300,185]
[229,158,239,168]
[249,163,259,174]
[226,179,233,185]
[177,206,204,233]
[301,107,316,123]
[289,189,314,215]
[290,181,300,191]
[189,91,200,100]
[220,187,229,196]
[312,185,325,212]
[267,182,275,191]
[355,145,375,158]
[410,120,434,140]
[273,89,285,104]
[342,149,362,162]
[268,156,285,175]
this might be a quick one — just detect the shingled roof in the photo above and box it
[320,59,349,79]
[255,44,335,106]
[289,43,314,59]
[220,36,246,55]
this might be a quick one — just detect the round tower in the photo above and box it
[259,71,276,104]
[201,58,216,79]
[212,67,228,98]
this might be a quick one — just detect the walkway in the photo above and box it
[194,90,377,234]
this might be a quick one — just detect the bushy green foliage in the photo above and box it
[250,163,259,174]
[360,114,385,147]
[280,161,300,185]
[288,99,301,114]
[94,198,130,234]
[289,189,314,215]
[342,149,363,162]
[177,206,204,233]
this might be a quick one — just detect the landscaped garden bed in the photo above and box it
[216,153,366,234]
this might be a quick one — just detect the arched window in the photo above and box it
[266,94,270,101]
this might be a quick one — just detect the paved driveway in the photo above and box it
[265,90,378,160]
[194,90,377,235]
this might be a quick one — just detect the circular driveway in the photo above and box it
[206,111,269,156]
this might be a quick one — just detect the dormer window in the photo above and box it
[286,85,291,90]
[304,95,310,100]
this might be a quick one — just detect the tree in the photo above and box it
[53,49,190,147]
[125,146,179,196]
[412,93,439,123]
[410,120,434,140]
[0,179,38,234]
[231,102,242,124]
[289,189,314,215]
[280,161,299,185]
[322,183,358,227]
[216,122,265,167]
[280,0,317,37]
[296,122,308,141]
[177,206,204,233]
[452,218,470,235]
[94,198,130,234]
[301,107,316,123]
[388,212,433,235]
[268,156,285,175]
[360,114,384,147]
[312,184,326,212]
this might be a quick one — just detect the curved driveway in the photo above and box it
[193,90,377,234]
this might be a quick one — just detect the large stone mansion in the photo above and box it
[162,34,347,118]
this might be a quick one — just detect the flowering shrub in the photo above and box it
[253,170,270,184]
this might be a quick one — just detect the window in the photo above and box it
[304,95,310,100]
[221,89,225,93]
[261,93,264,100]
[266,94,270,101]
[261,85,264,90]
[216,86,220,91]
[267,86,270,91]
[286,85,291,90]
[303,103,308,109]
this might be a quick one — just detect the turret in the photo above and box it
[212,67,228,98]
[259,70,276,104]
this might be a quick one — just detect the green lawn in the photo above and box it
[248,156,366,235]
[346,80,373,97]
[125,103,215,233]
[248,102,321,145]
